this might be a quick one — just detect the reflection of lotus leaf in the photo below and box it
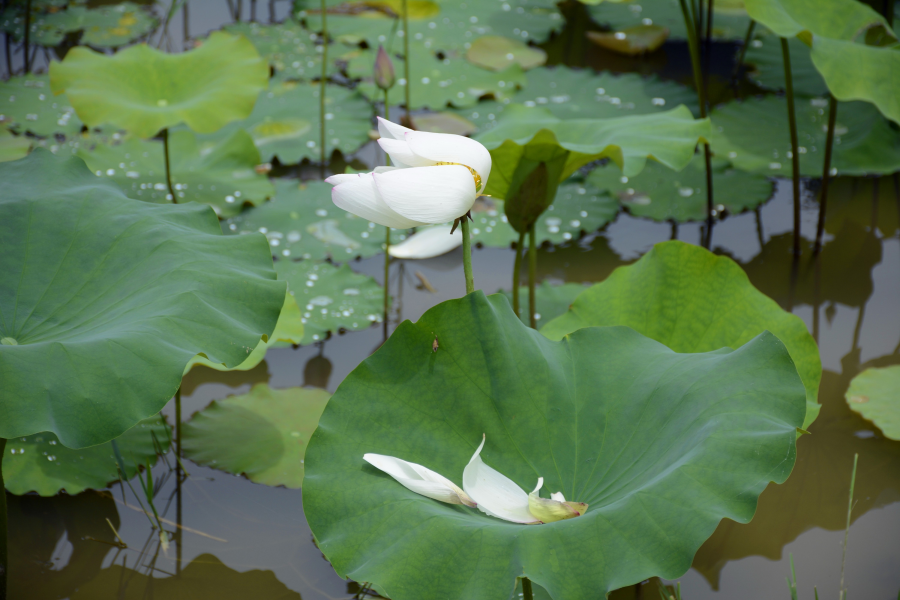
[304,292,806,600]
[0,74,83,138]
[846,366,900,440]
[820,176,899,238]
[0,150,284,448]
[542,241,822,429]
[4,416,170,496]
[183,384,331,487]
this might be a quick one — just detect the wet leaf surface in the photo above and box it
[0,73,83,138]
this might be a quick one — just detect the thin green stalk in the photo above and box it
[402,0,411,122]
[522,577,534,600]
[512,230,525,317]
[383,90,391,338]
[0,437,7,600]
[319,0,328,166]
[786,553,798,600]
[839,454,859,600]
[175,388,183,575]
[162,128,178,204]
[732,20,756,84]
[460,218,474,295]
[23,0,31,74]
[814,94,838,255]
[781,37,802,257]
[528,224,536,329]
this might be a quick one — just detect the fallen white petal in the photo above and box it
[550,491,566,502]
[462,435,540,524]
[377,116,413,141]
[374,165,476,224]
[378,138,437,168]
[389,225,462,259]
[364,453,476,507]
[330,173,424,229]
[404,130,492,194]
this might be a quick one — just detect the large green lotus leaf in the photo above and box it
[452,66,698,134]
[70,554,302,600]
[347,44,525,110]
[587,154,774,222]
[810,36,900,125]
[588,0,751,40]
[0,129,31,162]
[845,366,900,440]
[743,0,892,41]
[224,179,388,260]
[76,129,274,218]
[0,73,83,138]
[49,31,269,139]
[303,291,806,600]
[184,291,305,374]
[0,150,284,448]
[477,104,711,203]
[743,33,827,97]
[223,20,337,82]
[501,281,589,326]
[274,260,385,345]
[707,95,900,177]
[199,81,371,164]
[183,384,330,488]
[541,241,821,429]
[3,416,170,496]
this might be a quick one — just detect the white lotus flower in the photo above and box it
[462,435,589,524]
[388,225,463,259]
[325,117,492,229]
[363,453,476,507]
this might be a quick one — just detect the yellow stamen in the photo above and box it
[435,161,482,191]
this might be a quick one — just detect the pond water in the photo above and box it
[3,1,900,599]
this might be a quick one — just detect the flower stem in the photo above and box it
[522,577,534,600]
[162,128,177,204]
[460,218,474,295]
[781,37,802,257]
[320,0,328,167]
[732,20,756,86]
[0,437,7,600]
[528,224,537,329]
[402,0,411,122]
[383,89,391,337]
[814,94,838,256]
[512,230,525,317]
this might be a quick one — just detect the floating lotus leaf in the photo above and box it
[303,291,806,600]
[452,66,698,133]
[465,35,547,71]
[541,241,821,429]
[3,416,170,496]
[587,154,774,222]
[708,95,900,177]
[50,31,269,139]
[76,129,274,218]
[845,366,900,440]
[223,179,389,260]
[743,33,827,97]
[223,20,336,82]
[275,260,385,344]
[0,129,31,162]
[183,384,330,488]
[348,44,525,109]
[70,554,302,600]
[200,80,371,164]
[502,281,589,325]
[588,0,751,41]
[586,25,669,55]
[743,0,891,41]
[412,111,478,135]
[0,150,284,448]
[1,2,156,47]
[0,73,83,138]
[0,1,73,46]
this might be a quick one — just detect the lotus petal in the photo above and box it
[364,453,476,507]
[404,130,492,194]
[378,138,436,169]
[389,226,463,259]
[377,116,413,141]
[328,173,424,229]
[374,165,477,224]
[462,435,540,524]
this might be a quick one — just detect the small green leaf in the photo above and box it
[466,35,547,71]
[845,366,900,440]
[586,25,669,56]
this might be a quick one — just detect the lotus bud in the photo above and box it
[373,45,396,91]
[527,477,588,523]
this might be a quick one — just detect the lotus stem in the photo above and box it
[528,224,537,329]
[384,90,391,338]
[512,230,525,317]
[23,0,31,74]
[402,0,411,122]
[175,386,183,575]
[460,218,474,295]
[781,37,802,257]
[814,94,838,256]
[522,577,534,600]
[732,20,756,85]
[250,0,257,22]
[839,454,859,600]
[162,128,178,204]
[182,2,189,45]
[0,437,7,600]
[320,0,328,167]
